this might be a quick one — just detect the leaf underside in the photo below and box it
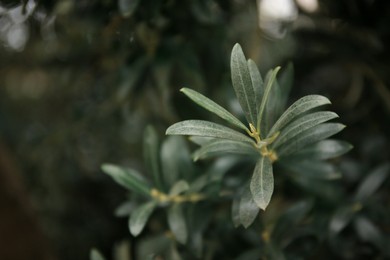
[250,157,274,210]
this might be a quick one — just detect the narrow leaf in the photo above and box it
[101,164,151,196]
[239,183,260,228]
[250,157,274,210]
[278,62,294,110]
[232,197,241,228]
[231,43,258,124]
[257,67,281,133]
[168,204,188,244]
[329,205,356,235]
[129,201,157,236]
[192,139,258,161]
[355,163,390,201]
[354,216,384,249]
[267,95,332,138]
[248,59,263,107]
[277,123,345,157]
[272,111,339,149]
[181,88,248,131]
[166,120,254,143]
[289,139,352,160]
[90,249,106,260]
[144,125,163,190]
[280,160,341,180]
[169,180,190,196]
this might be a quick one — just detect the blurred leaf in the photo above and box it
[277,123,345,157]
[114,201,134,217]
[160,136,193,188]
[90,248,105,260]
[250,157,274,210]
[169,180,189,196]
[231,43,258,124]
[167,244,182,260]
[118,0,140,17]
[265,243,286,260]
[235,249,262,260]
[144,125,163,190]
[272,200,313,243]
[166,120,254,143]
[181,88,248,131]
[101,164,151,196]
[289,139,353,160]
[354,163,390,201]
[262,74,281,136]
[192,139,258,161]
[257,67,281,134]
[329,205,356,235]
[239,183,260,228]
[129,201,157,236]
[247,59,263,108]
[267,95,332,138]
[353,216,384,249]
[272,111,338,149]
[232,196,241,228]
[278,62,294,109]
[280,160,341,180]
[137,234,171,259]
[167,204,188,244]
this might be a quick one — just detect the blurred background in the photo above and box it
[0,0,389,259]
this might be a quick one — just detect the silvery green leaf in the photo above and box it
[329,205,356,235]
[353,216,384,249]
[277,123,345,157]
[192,139,258,161]
[169,180,190,196]
[231,43,258,124]
[188,136,215,146]
[101,164,151,196]
[168,204,188,244]
[181,88,248,131]
[280,160,341,180]
[289,139,352,160]
[247,59,263,108]
[90,248,106,260]
[118,0,140,17]
[239,183,260,228]
[272,111,339,149]
[267,95,332,138]
[257,67,281,134]
[250,157,274,210]
[129,201,157,236]
[354,163,390,201]
[166,120,254,143]
[144,125,163,190]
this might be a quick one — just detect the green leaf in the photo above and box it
[129,201,157,236]
[231,43,258,124]
[169,180,190,196]
[180,88,248,132]
[101,164,151,196]
[189,136,215,146]
[267,95,332,138]
[161,136,192,188]
[250,157,274,210]
[166,120,254,143]
[354,163,390,201]
[272,111,339,149]
[192,139,258,161]
[262,74,281,136]
[280,160,341,180]
[277,123,345,157]
[239,183,260,228]
[272,200,313,243]
[232,197,241,228]
[90,248,106,260]
[247,59,263,108]
[289,139,352,160]
[353,216,384,249]
[144,125,163,190]
[278,62,294,110]
[167,204,188,244]
[329,204,356,235]
[257,67,281,134]
[118,0,140,17]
